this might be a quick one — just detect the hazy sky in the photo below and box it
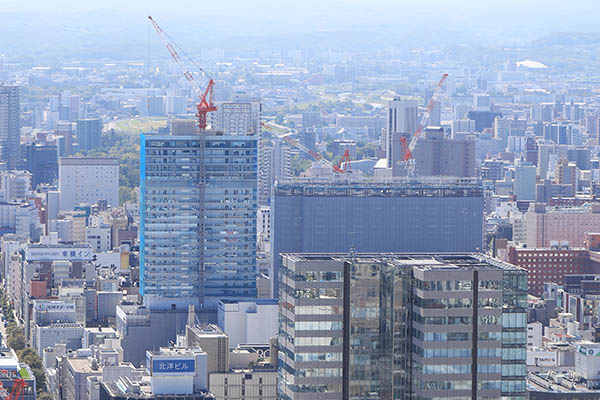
[2,0,600,61]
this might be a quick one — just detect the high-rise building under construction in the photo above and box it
[140,125,258,311]
[271,177,484,297]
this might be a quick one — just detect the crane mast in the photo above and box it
[148,16,216,130]
[400,73,449,161]
[261,122,351,174]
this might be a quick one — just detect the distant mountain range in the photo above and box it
[531,33,600,47]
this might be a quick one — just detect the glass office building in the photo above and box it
[140,131,257,311]
[278,253,527,400]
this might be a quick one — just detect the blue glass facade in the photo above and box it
[203,134,258,308]
[140,132,257,311]
[140,134,205,310]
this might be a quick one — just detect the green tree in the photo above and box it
[17,348,47,392]
[75,129,140,205]
[291,155,311,176]
[6,323,25,350]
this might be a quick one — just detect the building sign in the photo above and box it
[34,302,75,312]
[24,246,93,261]
[152,359,195,374]
[578,346,600,356]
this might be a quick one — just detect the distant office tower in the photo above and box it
[0,85,20,169]
[76,118,102,151]
[473,93,491,111]
[165,95,186,114]
[330,139,356,159]
[537,144,568,180]
[493,116,511,146]
[299,128,316,153]
[386,98,418,168]
[278,253,527,400]
[213,100,261,136]
[140,129,257,311]
[258,138,292,206]
[451,119,476,139]
[568,147,590,170]
[271,178,484,296]
[467,111,501,132]
[429,100,441,126]
[513,163,536,201]
[525,203,600,248]
[412,127,476,177]
[58,158,119,210]
[480,159,504,181]
[259,140,273,206]
[0,170,31,202]
[147,96,165,116]
[55,121,73,156]
[301,111,321,128]
[555,159,578,188]
[25,144,58,188]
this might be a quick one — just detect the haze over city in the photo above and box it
[2,1,600,399]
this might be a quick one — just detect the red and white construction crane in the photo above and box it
[261,122,351,174]
[0,376,26,400]
[399,73,449,161]
[148,16,216,130]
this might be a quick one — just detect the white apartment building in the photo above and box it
[212,100,261,136]
[217,300,278,348]
[385,98,418,168]
[0,171,32,201]
[257,206,271,253]
[58,158,119,210]
[34,323,85,355]
[86,216,112,252]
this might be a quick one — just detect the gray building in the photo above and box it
[278,253,527,400]
[76,118,102,152]
[386,98,418,168]
[271,178,484,296]
[0,85,20,169]
[412,126,476,177]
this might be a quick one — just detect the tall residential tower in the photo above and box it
[0,85,20,169]
[140,112,259,310]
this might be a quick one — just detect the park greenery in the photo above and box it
[75,126,141,205]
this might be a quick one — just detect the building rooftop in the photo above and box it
[59,158,119,166]
[275,177,483,197]
[67,358,101,374]
[219,299,277,306]
[101,380,216,399]
[283,253,523,272]
[528,371,599,394]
